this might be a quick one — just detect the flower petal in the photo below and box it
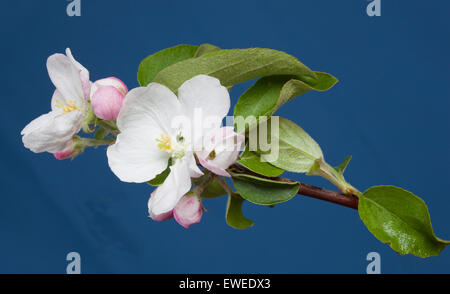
[116,83,182,137]
[197,127,245,177]
[65,48,91,100]
[107,83,183,183]
[178,75,230,145]
[107,131,170,183]
[21,110,83,153]
[47,53,85,106]
[185,152,203,178]
[148,190,174,221]
[91,77,128,97]
[173,194,202,229]
[50,90,64,113]
[91,85,125,121]
[148,159,192,216]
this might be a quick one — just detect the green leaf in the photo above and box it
[93,126,108,140]
[230,171,300,206]
[201,178,227,198]
[137,44,199,86]
[226,193,254,230]
[147,165,170,186]
[334,155,352,174]
[194,43,221,57]
[234,74,338,132]
[259,118,323,173]
[359,186,450,258]
[153,48,319,93]
[237,145,284,177]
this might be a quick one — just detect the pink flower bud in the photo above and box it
[53,137,85,160]
[148,191,174,222]
[90,77,128,121]
[173,193,203,229]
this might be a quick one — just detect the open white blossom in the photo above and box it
[21,49,92,154]
[107,75,241,216]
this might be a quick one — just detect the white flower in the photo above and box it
[21,48,92,153]
[107,75,233,216]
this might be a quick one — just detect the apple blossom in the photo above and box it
[90,77,128,120]
[21,48,93,154]
[107,75,236,217]
[173,193,203,229]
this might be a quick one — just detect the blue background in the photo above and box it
[1,0,449,273]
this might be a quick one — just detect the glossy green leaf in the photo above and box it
[146,165,170,186]
[194,43,221,57]
[153,48,319,93]
[226,193,254,229]
[137,44,199,86]
[231,172,299,206]
[201,178,227,198]
[234,74,338,132]
[359,186,450,258]
[237,145,284,177]
[259,117,323,173]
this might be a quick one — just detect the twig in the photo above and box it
[229,164,359,210]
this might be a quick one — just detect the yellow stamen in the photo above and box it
[156,134,172,152]
[55,99,78,114]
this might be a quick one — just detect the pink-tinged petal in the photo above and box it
[148,191,174,221]
[91,85,125,120]
[53,137,85,160]
[173,194,202,229]
[91,77,128,96]
[65,48,91,100]
[198,156,230,177]
[54,150,74,160]
[197,127,245,177]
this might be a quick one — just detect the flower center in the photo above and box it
[55,100,78,114]
[156,134,187,159]
[156,134,172,152]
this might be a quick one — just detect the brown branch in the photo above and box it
[229,164,359,210]
[298,183,358,210]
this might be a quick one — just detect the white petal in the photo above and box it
[117,83,182,137]
[65,48,89,78]
[178,75,230,145]
[50,90,64,113]
[47,53,85,105]
[107,131,170,183]
[21,110,83,153]
[65,48,91,99]
[148,159,192,216]
[107,83,183,183]
[185,152,203,178]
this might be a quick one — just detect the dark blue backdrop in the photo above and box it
[1,0,449,273]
